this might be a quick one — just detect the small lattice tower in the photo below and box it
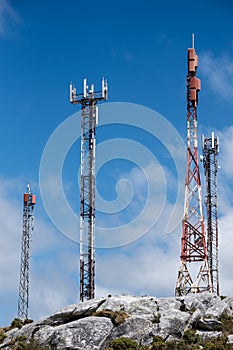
[175,36,212,296]
[18,183,36,320]
[70,78,108,301]
[202,133,220,295]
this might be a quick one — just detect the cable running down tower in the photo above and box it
[18,183,36,320]
[175,36,212,296]
[70,78,108,301]
[202,132,220,295]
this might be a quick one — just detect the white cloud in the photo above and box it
[95,125,233,300]
[1,127,233,328]
[0,0,20,36]
[30,255,78,321]
[0,184,21,294]
[216,208,233,296]
[199,51,233,102]
[0,177,78,326]
[218,126,233,179]
[96,231,180,299]
[95,160,183,298]
[29,220,79,321]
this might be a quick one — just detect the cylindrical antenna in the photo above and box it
[192,33,195,49]
[212,131,215,149]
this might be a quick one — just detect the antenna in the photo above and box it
[102,77,105,98]
[202,134,205,151]
[69,78,108,302]
[18,184,36,320]
[96,106,99,125]
[101,78,107,99]
[69,82,73,103]
[211,131,215,149]
[202,133,220,295]
[83,79,87,98]
[175,40,212,296]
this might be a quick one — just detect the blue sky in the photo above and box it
[0,0,233,326]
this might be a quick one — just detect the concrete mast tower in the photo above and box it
[18,183,36,320]
[175,36,212,296]
[202,133,220,295]
[70,78,108,301]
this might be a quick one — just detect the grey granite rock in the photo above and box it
[228,334,233,343]
[158,308,190,337]
[0,294,232,349]
[103,315,153,347]
[206,299,229,318]
[99,295,160,320]
[196,330,223,339]
[44,298,106,326]
[224,297,233,315]
[50,316,113,350]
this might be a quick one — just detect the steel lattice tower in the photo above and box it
[18,183,36,320]
[70,78,108,301]
[175,37,212,296]
[202,133,220,295]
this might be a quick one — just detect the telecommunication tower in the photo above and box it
[18,183,36,320]
[175,36,212,296]
[202,133,220,295]
[70,78,108,301]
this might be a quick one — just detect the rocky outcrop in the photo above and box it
[0,293,233,349]
[49,317,113,350]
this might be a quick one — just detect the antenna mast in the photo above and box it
[18,183,36,320]
[175,38,212,296]
[202,133,220,295]
[70,78,108,301]
[192,33,195,49]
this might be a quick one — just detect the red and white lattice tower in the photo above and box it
[175,36,212,296]
[70,78,108,301]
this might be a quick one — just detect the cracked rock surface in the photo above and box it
[0,293,232,349]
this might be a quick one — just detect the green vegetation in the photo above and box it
[10,318,24,329]
[0,318,50,349]
[107,337,138,349]
[0,329,6,343]
[182,329,199,344]
[93,309,129,326]
[150,335,167,349]
[8,336,52,350]
[201,336,231,350]
[218,312,233,335]
[10,318,33,330]
[104,332,233,349]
